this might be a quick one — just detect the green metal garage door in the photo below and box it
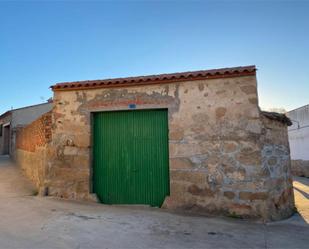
[93,109,169,207]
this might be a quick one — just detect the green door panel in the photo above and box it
[93,109,169,207]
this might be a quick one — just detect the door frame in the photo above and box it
[90,107,170,204]
[2,122,11,155]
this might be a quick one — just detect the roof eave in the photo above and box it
[51,65,256,92]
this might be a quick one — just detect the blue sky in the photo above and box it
[0,0,308,114]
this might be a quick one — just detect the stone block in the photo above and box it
[239,191,268,201]
[170,170,206,186]
[188,184,215,197]
[169,130,184,141]
[240,85,257,95]
[170,158,193,169]
[228,203,253,216]
[216,107,227,119]
[222,141,238,153]
[63,146,79,156]
[237,147,261,166]
[224,191,235,199]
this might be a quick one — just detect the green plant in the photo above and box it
[227,212,243,219]
[31,189,39,196]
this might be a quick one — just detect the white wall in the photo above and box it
[287,105,309,160]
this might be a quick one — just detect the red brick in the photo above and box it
[16,112,52,152]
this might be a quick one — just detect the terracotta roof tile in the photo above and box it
[51,65,256,91]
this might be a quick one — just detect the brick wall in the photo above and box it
[15,111,52,193]
[16,112,52,152]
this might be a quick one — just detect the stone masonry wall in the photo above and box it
[15,112,52,192]
[260,116,294,220]
[49,75,294,220]
[291,160,309,177]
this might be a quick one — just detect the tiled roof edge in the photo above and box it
[51,65,256,91]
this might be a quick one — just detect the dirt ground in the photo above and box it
[0,155,308,249]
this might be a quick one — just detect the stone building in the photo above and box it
[16,65,294,220]
[0,102,52,158]
[287,104,309,177]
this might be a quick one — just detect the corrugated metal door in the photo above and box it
[93,109,169,207]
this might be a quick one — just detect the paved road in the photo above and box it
[0,155,308,249]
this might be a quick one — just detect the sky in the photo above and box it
[0,0,308,114]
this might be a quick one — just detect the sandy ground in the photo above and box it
[0,155,308,249]
[293,176,309,222]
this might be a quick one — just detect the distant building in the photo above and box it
[287,104,309,177]
[0,101,52,158]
